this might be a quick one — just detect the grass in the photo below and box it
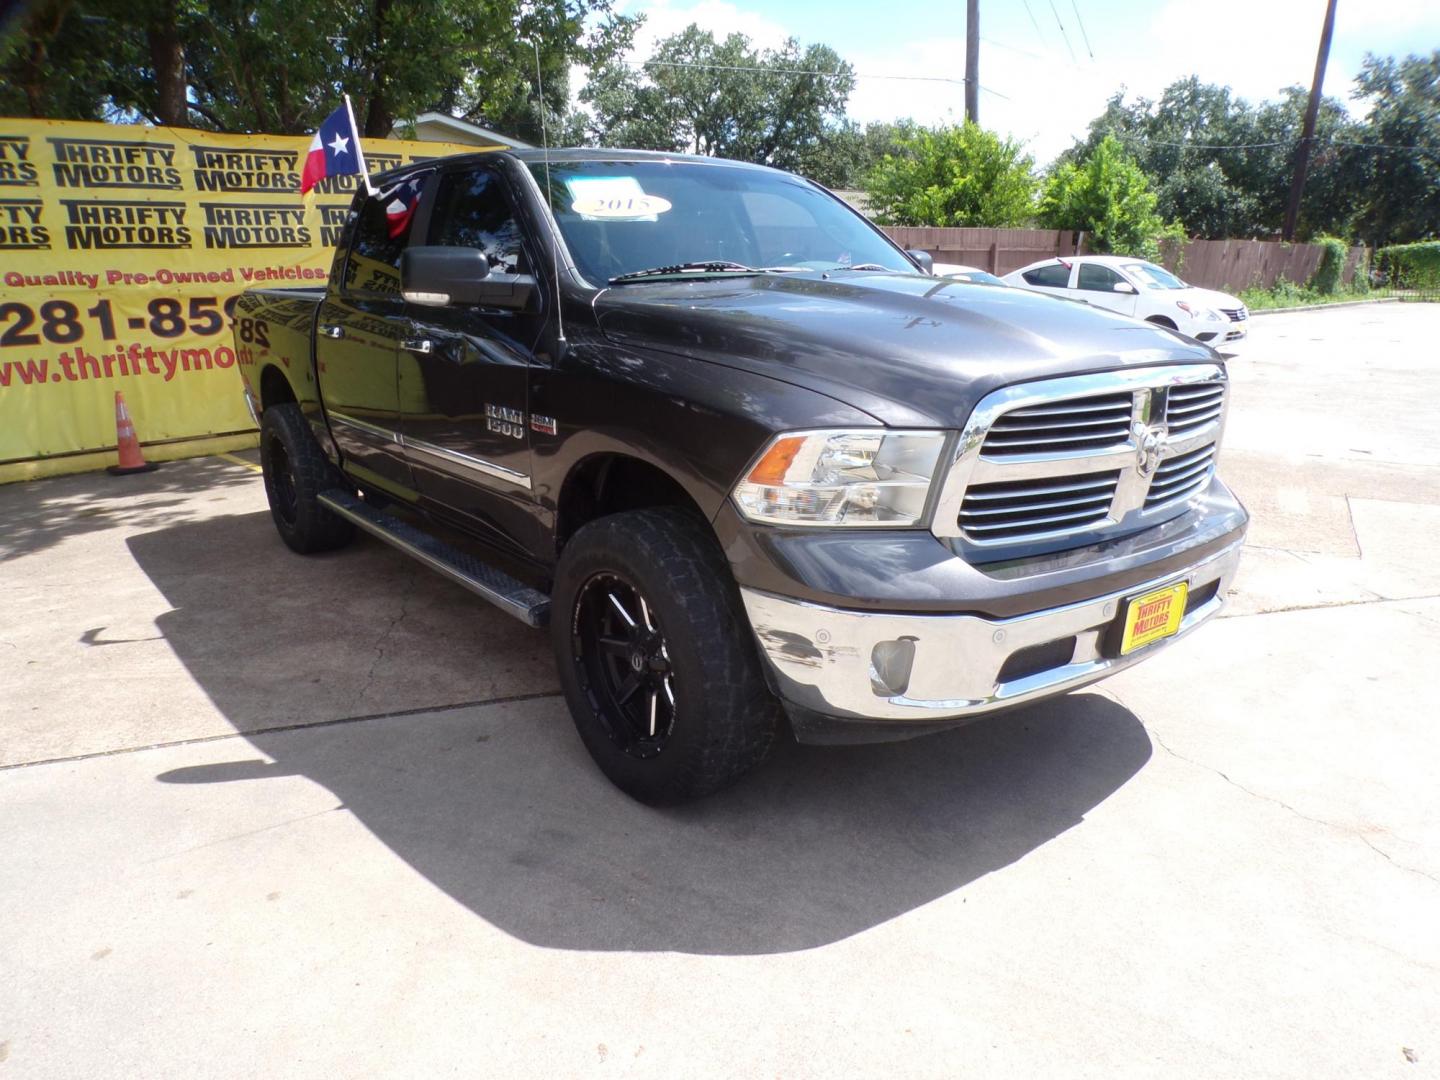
[1238,280,1376,311]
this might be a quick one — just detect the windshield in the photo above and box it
[527,159,915,285]
[1122,262,1187,290]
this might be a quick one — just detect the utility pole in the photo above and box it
[1282,0,1338,241]
[965,0,979,125]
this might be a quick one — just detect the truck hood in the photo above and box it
[594,272,1216,428]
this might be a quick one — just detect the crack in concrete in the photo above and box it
[353,567,417,709]
[0,690,564,772]
[1219,592,1440,620]
[1142,721,1440,890]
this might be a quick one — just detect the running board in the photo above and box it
[318,489,550,628]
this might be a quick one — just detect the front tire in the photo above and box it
[551,508,782,804]
[259,403,355,554]
[1146,315,1178,330]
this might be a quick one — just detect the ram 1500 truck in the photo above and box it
[234,148,1248,804]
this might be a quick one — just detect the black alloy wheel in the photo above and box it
[571,572,676,758]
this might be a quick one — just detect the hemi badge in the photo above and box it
[530,415,558,436]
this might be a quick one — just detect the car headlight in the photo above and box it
[733,429,948,526]
[1176,301,1223,322]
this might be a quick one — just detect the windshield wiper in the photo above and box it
[609,261,799,284]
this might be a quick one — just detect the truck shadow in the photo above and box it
[129,512,1152,956]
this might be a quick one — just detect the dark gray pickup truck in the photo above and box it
[233,148,1248,803]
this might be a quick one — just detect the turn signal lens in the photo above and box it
[733,429,948,527]
[746,435,807,486]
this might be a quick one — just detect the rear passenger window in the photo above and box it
[1078,264,1123,291]
[1022,263,1071,288]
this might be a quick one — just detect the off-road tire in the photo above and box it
[259,402,356,554]
[552,507,782,804]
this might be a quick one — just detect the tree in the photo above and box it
[863,122,1037,227]
[0,0,633,141]
[1348,51,1440,247]
[1061,77,1363,240]
[580,24,855,177]
[1038,135,1182,258]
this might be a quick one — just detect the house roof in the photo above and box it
[395,113,533,149]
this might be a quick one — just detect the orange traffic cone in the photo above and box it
[107,391,158,475]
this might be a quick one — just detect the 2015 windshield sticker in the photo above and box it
[565,176,671,221]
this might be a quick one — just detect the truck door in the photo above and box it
[398,164,544,556]
[316,188,425,496]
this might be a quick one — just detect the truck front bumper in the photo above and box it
[740,534,1244,745]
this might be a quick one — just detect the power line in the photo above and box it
[1045,0,1076,63]
[1112,131,1439,155]
[1070,0,1095,60]
[1020,0,1046,45]
[633,59,1012,100]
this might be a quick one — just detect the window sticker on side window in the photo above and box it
[564,176,672,221]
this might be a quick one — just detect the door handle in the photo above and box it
[319,324,344,339]
[400,338,434,355]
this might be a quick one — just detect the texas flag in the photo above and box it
[300,99,369,195]
[381,176,425,238]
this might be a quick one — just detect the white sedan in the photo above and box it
[1002,255,1248,348]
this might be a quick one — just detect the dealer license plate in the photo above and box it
[1119,582,1188,655]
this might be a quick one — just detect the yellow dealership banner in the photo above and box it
[0,118,491,476]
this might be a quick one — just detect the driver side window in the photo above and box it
[1077,264,1123,292]
[428,168,527,273]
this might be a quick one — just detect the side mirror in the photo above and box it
[906,249,934,275]
[401,246,535,310]
[1113,281,1138,294]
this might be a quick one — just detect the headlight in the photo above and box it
[733,429,948,526]
[1176,301,1222,322]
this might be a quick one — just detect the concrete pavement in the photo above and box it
[2,304,1438,1078]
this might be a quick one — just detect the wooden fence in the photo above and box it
[1157,238,1367,292]
[881,226,1368,293]
[881,227,1086,277]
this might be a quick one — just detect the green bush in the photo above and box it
[1037,135,1184,260]
[1308,237,1349,295]
[865,123,1038,227]
[1376,241,1440,289]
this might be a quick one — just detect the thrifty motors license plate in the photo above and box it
[1119,581,1189,655]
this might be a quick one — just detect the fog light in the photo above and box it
[869,637,917,696]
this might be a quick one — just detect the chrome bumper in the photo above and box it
[741,538,1243,732]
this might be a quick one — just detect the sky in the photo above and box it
[608,0,1440,165]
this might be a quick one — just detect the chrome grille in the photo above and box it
[1165,382,1226,437]
[960,471,1120,541]
[933,364,1230,556]
[980,392,1134,457]
[1145,444,1216,508]
[1220,307,1248,322]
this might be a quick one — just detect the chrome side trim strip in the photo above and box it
[404,435,533,490]
[328,412,533,490]
[329,411,402,444]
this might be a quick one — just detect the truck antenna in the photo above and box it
[533,39,564,350]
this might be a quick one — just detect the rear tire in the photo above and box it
[551,508,782,804]
[259,403,355,554]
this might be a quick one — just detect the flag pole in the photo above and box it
[344,94,376,196]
